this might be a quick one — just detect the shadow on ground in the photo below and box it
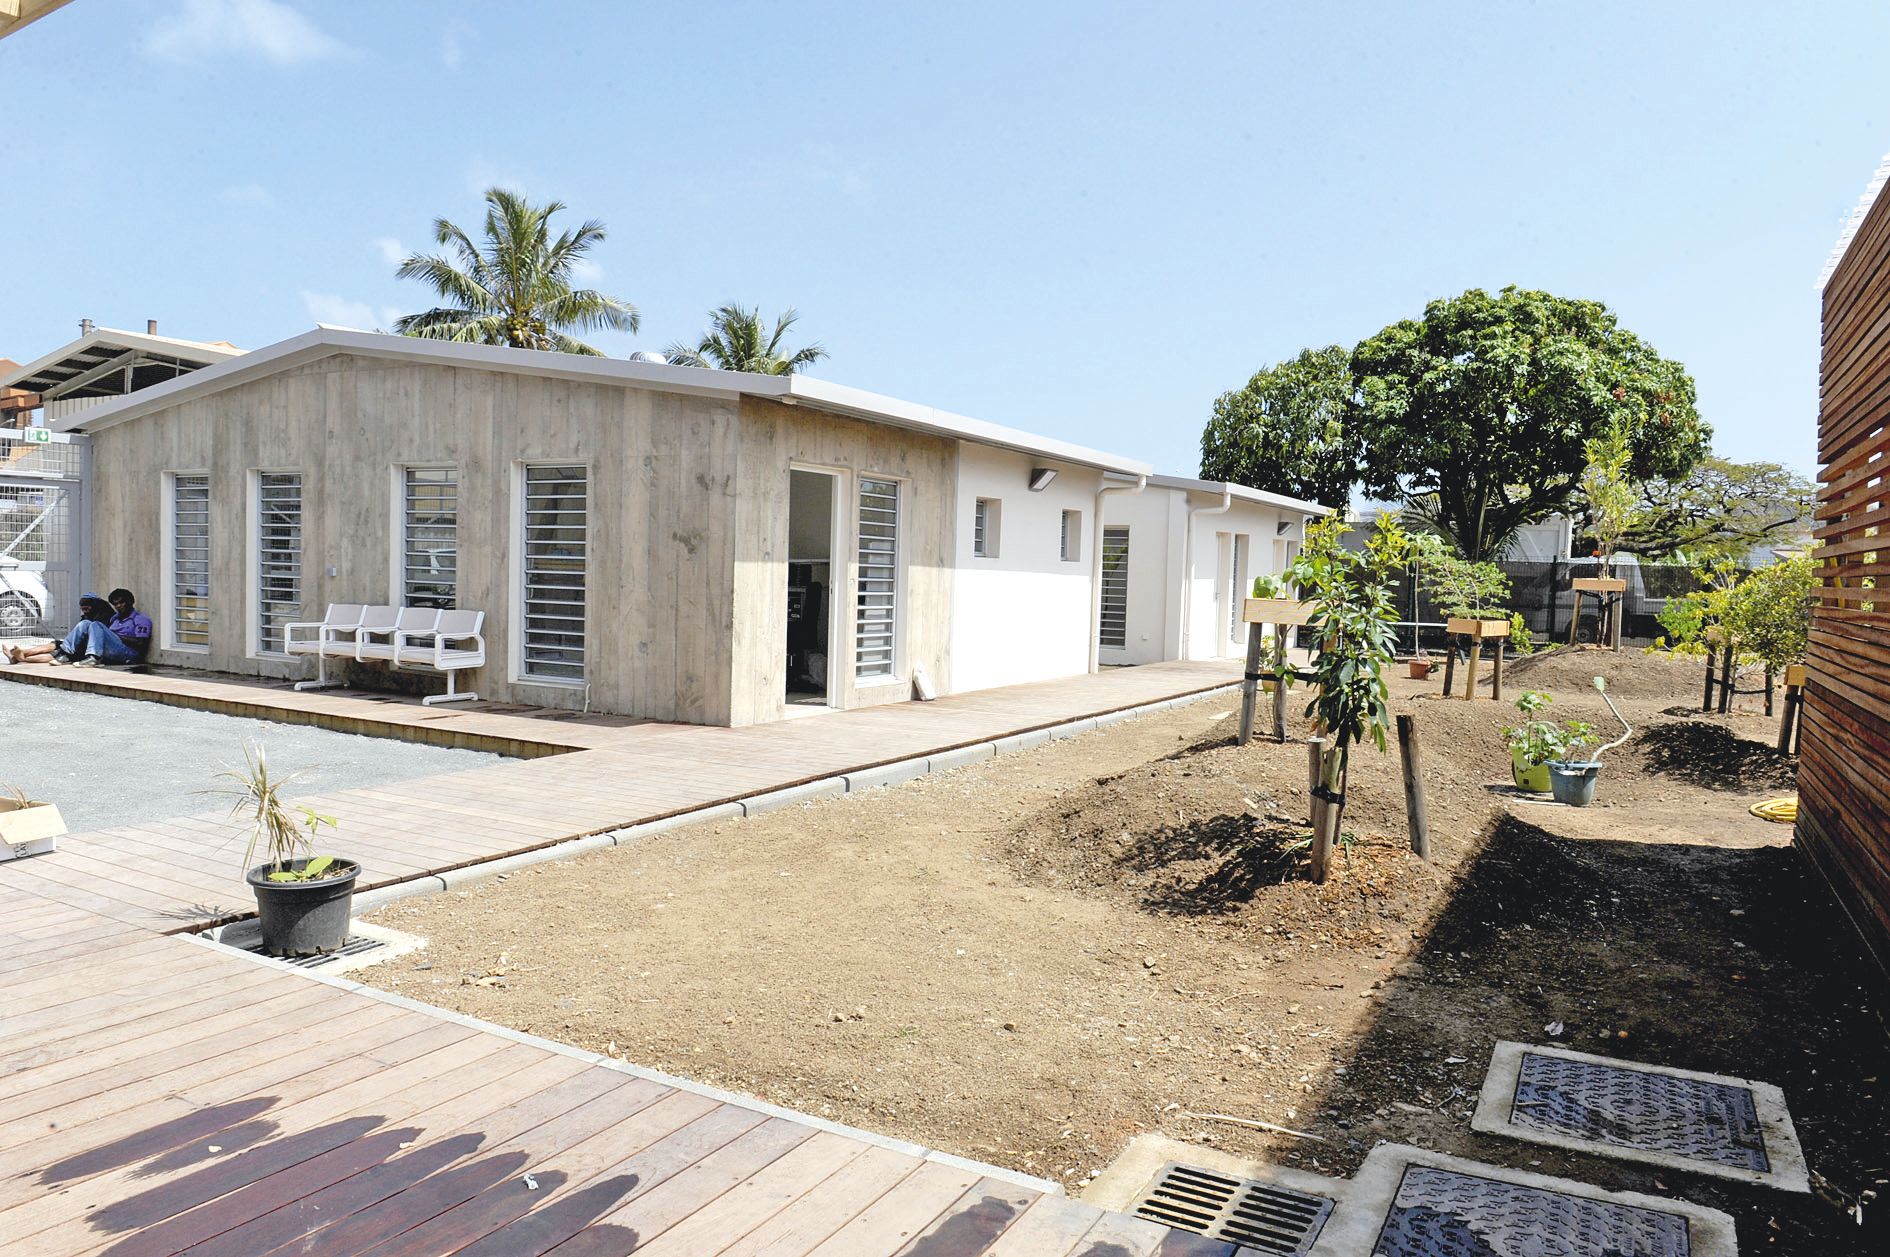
[1115,817,1315,915]
[1636,720,1798,792]
[1284,814,1889,1256]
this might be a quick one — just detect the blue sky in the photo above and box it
[3,0,1884,479]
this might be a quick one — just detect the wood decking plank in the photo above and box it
[799,1161,980,1256]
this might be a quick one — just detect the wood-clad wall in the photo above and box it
[1803,180,1890,977]
[89,353,745,724]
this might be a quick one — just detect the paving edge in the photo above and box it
[1470,1039,1812,1193]
[349,681,1240,909]
[1307,1143,1740,1257]
[180,930,1063,1196]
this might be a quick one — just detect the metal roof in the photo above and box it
[0,328,244,400]
[53,327,1152,475]
[1142,472,1332,516]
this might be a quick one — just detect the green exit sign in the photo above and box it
[23,427,51,444]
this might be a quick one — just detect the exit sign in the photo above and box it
[23,427,52,444]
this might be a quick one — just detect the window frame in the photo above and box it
[1060,509,1082,563]
[511,461,591,687]
[854,474,903,684]
[394,465,459,609]
[972,496,1000,559]
[1098,524,1130,649]
[250,470,304,658]
[163,471,211,654]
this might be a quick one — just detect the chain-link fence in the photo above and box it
[0,430,89,639]
[1385,556,1708,654]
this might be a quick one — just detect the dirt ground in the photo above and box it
[361,647,1890,1253]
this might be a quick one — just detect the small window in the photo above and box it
[1061,509,1082,562]
[170,474,210,650]
[973,497,1000,558]
[256,472,303,655]
[520,464,588,682]
[1099,526,1130,648]
[857,477,899,679]
[403,467,458,608]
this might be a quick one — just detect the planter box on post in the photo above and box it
[0,797,65,860]
[1445,617,1510,702]
[1570,576,1628,650]
[1238,598,1317,745]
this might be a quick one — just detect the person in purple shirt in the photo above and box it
[4,588,152,667]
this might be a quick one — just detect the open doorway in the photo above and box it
[786,469,838,707]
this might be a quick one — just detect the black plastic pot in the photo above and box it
[246,858,361,956]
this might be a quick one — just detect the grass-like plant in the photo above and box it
[211,741,341,883]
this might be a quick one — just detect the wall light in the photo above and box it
[1028,467,1058,492]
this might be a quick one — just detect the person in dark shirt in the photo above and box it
[4,588,152,667]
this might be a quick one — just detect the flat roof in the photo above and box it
[1142,472,1332,516]
[53,327,1152,475]
[1,327,244,400]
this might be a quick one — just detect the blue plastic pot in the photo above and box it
[1547,760,1601,806]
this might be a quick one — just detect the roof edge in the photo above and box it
[1818,149,1890,291]
[1143,472,1333,516]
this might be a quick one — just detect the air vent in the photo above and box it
[233,933,388,969]
[1129,1162,1334,1255]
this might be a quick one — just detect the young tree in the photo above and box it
[393,188,638,355]
[1579,420,1641,580]
[1722,551,1819,673]
[664,305,827,375]
[1199,346,1360,508]
[1350,287,1709,560]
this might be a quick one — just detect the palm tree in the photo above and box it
[664,305,826,375]
[393,188,637,356]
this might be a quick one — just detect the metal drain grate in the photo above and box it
[1375,1164,1694,1257]
[233,934,388,969]
[1513,1051,1768,1172]
[1130,1162,1333,1254]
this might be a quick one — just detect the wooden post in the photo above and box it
[1568,591,1582,646]
[1237,621,1265,746]
[1397,713,1429,860]
[1307,738,1337,884]
[1702,652,1716,713]
[1490,638,1505,702]
[1718,640,1736,715]
[1441,642,1457,698]
[1764,664,1775,717]
[1777,686,1801,753]
[1462,636,1480,701]
[1609,593,1624,652]
[1271,627,1288,743]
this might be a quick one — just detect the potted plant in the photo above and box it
[0,785,64,860]
[1407,656,1437,680]
[1545,676,1634,806]
[214,741,357,956]
[1502,690,1582,793]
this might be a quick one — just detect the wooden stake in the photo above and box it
[1609,592,1623,651]
[1568,591,1581,646]
[1778,684,1802,754]
[1237,621,1264,746]
[1702,651,1715,713]
[1490,638,1505,702]
[1271,627,1288,743]
[1306,736,1330,883]
[1718,640,1735,715]
[1764,664,1775,717]
[1462,637,1480,701]
[1397,713,1429,860]
[1441,643,1457,698]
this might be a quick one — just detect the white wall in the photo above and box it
[1097,488,1181,666]
[949,444,1103,691]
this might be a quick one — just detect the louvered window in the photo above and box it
[1099,525,1130,648]
[1061,509,1081,562]
[171,474,210,649]
[256,473,303,655]
[521,464,587,682]
[856,477,899,679]
[403,468,457,608]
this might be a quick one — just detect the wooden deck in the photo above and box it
[1,661,1248,1255]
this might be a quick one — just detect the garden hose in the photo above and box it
[1749,797,1797,824]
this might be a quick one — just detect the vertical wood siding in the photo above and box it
[1803,181,1890,976]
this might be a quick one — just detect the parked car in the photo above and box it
[0,557,50,636]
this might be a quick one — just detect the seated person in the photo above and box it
[5,588,152,667]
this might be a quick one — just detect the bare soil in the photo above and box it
[362,648,1889,1253]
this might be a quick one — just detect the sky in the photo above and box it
[3,0,1885,480]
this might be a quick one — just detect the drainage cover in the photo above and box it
[1130,1162,1334,1255]
[1471,1041,1808,1192]
[1374,1164,1694,1257]
[1514,1051,1765,1171]
[232,933,388,969]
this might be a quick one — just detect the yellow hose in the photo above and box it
[1750,797,1797,824]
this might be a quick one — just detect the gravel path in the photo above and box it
[0,677,503,834]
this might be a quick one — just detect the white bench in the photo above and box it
[284,604,485,705]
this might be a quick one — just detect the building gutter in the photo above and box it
[1179,485,1234,659]
[1090,474,1147,673]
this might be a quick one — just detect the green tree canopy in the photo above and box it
[393,188,639,355]
[665,305,827,375]
[1199,346,1360,508]
[1350,286,1708,560]
[1599,457,1814,563]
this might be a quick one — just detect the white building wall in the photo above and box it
[1096,488,1181,666]
[949,443,1103,691]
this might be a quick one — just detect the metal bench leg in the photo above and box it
[421,668,477,706]
[293,648,334,692]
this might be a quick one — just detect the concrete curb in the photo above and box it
[739,779,846,816]
[180,931,1063,1195]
